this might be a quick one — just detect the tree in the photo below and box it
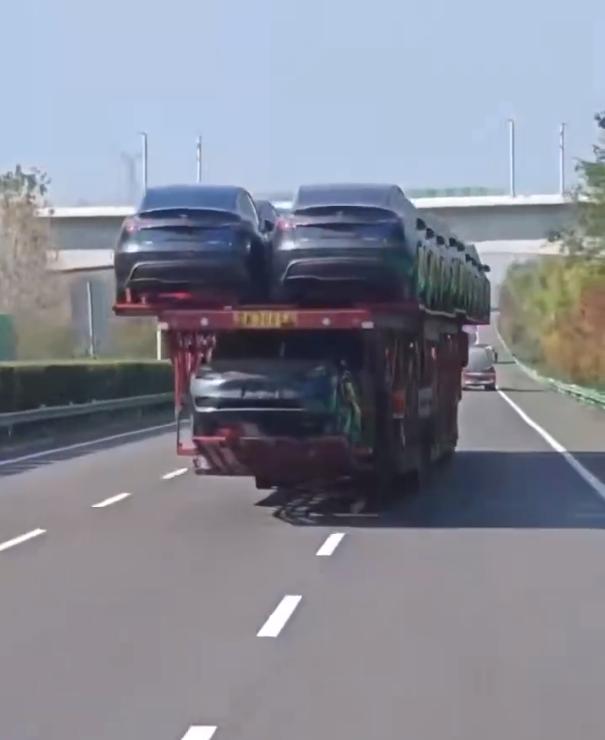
[562,113,605,256]
[0,165,77,358]
[0,164,57,313]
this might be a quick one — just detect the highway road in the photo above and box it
[0,325,604,740]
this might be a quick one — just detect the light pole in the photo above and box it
[120,151,140,203]
[139,131,148,194]
[196,135,203,183]
[558,123,566,194]
[507,118,516,197]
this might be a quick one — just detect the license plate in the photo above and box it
[232,310,298,328]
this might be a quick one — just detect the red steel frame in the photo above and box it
[115,299,489,329]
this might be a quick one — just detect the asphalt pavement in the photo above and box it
[0,325,603,740]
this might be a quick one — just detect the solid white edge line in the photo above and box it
[92,493,132,508]
[0,422,175,469]
[162,468,189,480]
[497,389,605,501]
[257,595,302,637]
[181,727,218,740]
[0,528,46,552]
[316,532,346,556]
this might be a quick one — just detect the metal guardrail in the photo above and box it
[495,325,605,409]
[0,392,174,433]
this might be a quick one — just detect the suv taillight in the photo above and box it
[123,216,138,232]
[275,217,293,232]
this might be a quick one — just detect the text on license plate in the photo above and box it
[232,311,298,328]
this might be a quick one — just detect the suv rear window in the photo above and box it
[467,348,493,372]
[294,185,390,210]
[139,186,239,214]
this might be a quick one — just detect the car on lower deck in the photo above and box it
[462,345,497,390]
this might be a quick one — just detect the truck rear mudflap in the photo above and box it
[191,435,361,485]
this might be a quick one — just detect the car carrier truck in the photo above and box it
[112,182,491,502]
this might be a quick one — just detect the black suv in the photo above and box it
[114,184,271,305]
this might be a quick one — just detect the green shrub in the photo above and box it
[0,360,172,413]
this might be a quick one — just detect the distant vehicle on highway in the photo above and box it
[462,345,497,391]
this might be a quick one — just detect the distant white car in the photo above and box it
[462,346,497,391]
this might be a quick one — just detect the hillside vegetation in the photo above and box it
[499,113,605,390]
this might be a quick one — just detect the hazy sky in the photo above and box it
[2,0,603,205]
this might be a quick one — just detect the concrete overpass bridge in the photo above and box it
[46,192,572,272]
[39,193,573,354]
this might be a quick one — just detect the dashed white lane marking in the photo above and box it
[162,468,188,480]
[0,422,173,468]
[498,390,605,501]
[316,532,345,556]
[257,595,302,637]
[180,727,218,740]
[92,493,132,508]
[0,529,46,553]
